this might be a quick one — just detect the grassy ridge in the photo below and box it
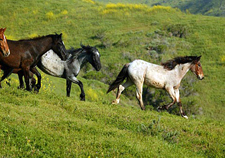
[95,0,225,17]
[0,0,225,157]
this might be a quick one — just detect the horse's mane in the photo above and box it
[66,47,83,63]
[67,47,83,56]
[161,56,199,70]
[18,34,57,41]
[66,45,96,63]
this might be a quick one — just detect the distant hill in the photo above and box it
[95,0,225,17]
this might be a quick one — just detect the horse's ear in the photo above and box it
[197,55,201,61]
[3,28,6,32]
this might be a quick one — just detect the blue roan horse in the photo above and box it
[107,56,204,119]
[36,44,101,100]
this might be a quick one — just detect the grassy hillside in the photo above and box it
[96,0,225,17]
[0,75,224,157]
[0,0,224,157]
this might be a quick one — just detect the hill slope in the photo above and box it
[0,77,224,157]
[0,0,224,157]
[95,0,225,16]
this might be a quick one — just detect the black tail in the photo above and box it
[107,63,129,93]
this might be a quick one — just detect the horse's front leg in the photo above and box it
[22,67,32,91]
[18,70,36,90]
[77,80,85,101]
[158,86,176,111]
[174,88,188,119]
[0,68,14,88]
[67,76,85,101]
[0,69,2,88]
[17,70,25,89]
[66,79,72,97]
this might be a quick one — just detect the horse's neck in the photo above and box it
[67,52,88,76]
[78,53,88,68]
[36,37,52,55]
[175,62,192,79]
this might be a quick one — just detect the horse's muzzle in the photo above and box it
[3,50,10,57]
[95,62,101,71]
[197,75,204,80]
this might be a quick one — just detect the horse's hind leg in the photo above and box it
[112,79,133,104]
[135,82,145,110]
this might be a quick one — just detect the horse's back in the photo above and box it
[128,59,166,88]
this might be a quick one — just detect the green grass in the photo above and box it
[0,82,224,157]
[95,0,225,17]
[0,0,225,157]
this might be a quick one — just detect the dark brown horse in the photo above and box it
[0,33,66,91]
[0,28,10,57]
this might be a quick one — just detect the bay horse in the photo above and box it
[107,56,204,119]
[0,28,10,57]
[16,44,101,100]
[0,33,66,91]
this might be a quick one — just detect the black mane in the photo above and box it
[18,34,60,41]
[67,47,83,56]
[161,56,199,70]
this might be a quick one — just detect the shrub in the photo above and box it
[167,24,190,38]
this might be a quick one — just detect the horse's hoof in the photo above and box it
[183,115,188,119]
[80,97,85,101]
[80,96,85,101]
[34,86,39,93]
[80,94,85,101]
[112,99,119,104]
[26,88,32,92]
[157,106,163,111]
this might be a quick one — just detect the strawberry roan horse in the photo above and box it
[107,56,204,119]
[0,28,10,57]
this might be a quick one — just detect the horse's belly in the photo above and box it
[144,77,165,89]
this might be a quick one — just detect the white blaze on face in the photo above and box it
[3,34,6,42]
[95,50,100,57]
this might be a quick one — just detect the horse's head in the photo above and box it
[190,56,204,80]
[81,43,101,71]
[51,33,67,60]
[0,28,10,57]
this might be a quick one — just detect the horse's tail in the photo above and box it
[107,63,129,93]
